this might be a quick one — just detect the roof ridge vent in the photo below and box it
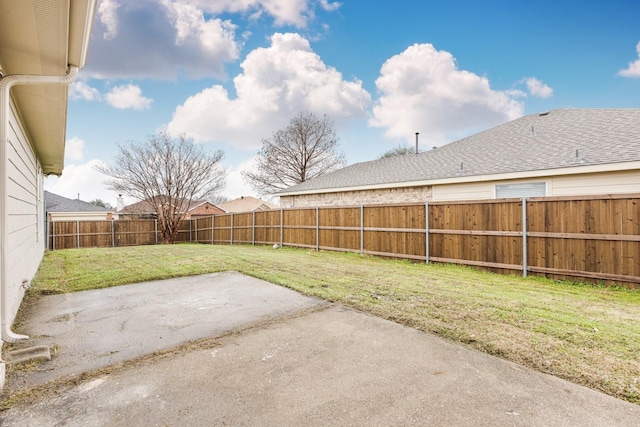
[539,111,550,116]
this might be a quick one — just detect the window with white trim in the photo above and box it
[495,182,546,199]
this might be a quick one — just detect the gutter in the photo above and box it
[0,66,79,344]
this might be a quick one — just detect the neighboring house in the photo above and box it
[118,197,225,220]
[45,191,113,222]
[278,109,640,207]
[217,196,278,213]
[0,0,97,387]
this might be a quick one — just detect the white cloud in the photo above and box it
[523,77,553,98]
[617,41,640,78]
[69,81,101,101]
[318,0,341,12]
[65,137,87,163]
[167,32,371,149]
[98,0,119,40]
[189,0,338,28]
[106,84,153,110]
[222,157,260,199]
[369,43,524,146]
[45,159,120,206]
[86,0,240,80]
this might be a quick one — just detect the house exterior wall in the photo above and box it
[280,185,432,208]
[550,169,640,196]
[280,168,640,208]
[48,212,113,222]
[432,170,640,201]
[4,100,45,325]
[188,202,224,217]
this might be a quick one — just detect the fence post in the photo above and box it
[280,209,283,248]
[112,219,115,247]
[190,219,193,242]
[155,220,158,244]
[52,221,55,251]
[522,198,528,278]
[76,220,80,248]
[315,206,319,252]
[230,213,234,245]
[252,211,255,245]
[360,205,364,255]
[425,201,429,264]
[211,215,216,245]
[193,219,197,243]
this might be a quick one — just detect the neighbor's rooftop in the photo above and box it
[278,109,640,195]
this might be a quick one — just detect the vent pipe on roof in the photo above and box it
[571,149,585,165]
[415,132,419,155]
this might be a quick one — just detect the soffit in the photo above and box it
[0,1,95,176]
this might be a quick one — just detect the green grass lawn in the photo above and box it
[28,243,640,404]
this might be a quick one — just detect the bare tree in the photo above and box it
[97,132,226,243]
[242,112,346,195]
[378,144,417,159]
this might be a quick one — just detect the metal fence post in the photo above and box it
[155,220,158,244]
[522,198,528,278]
[316,206,319,252]
[425,201,430,264]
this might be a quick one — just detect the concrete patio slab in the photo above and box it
[7,271,326,389]
[2,273,637,426]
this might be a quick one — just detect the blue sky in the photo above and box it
[45,0,640,206]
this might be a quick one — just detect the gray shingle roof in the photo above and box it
[44,191,112,213]
[278,109,640,195]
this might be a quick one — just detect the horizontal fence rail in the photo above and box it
[48,194,640,286]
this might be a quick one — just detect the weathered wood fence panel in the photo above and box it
[192,217,213,244]
[48,194,640,286]
[114,220,156,247]
[429,200,523,274]
[317,206,359,252]
[526,195,640,283]
[282,208,316,249]
[254,210,281,245]
[212,214,231,244]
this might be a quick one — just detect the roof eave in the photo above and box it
[0,0,97,176]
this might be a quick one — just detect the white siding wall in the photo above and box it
[432,170,640,201]
[550,170,640,196]
[49,212,112,222]
[4,101,45,325]
[431,181,494,201]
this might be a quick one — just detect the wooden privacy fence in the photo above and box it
[48,194,640,285]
